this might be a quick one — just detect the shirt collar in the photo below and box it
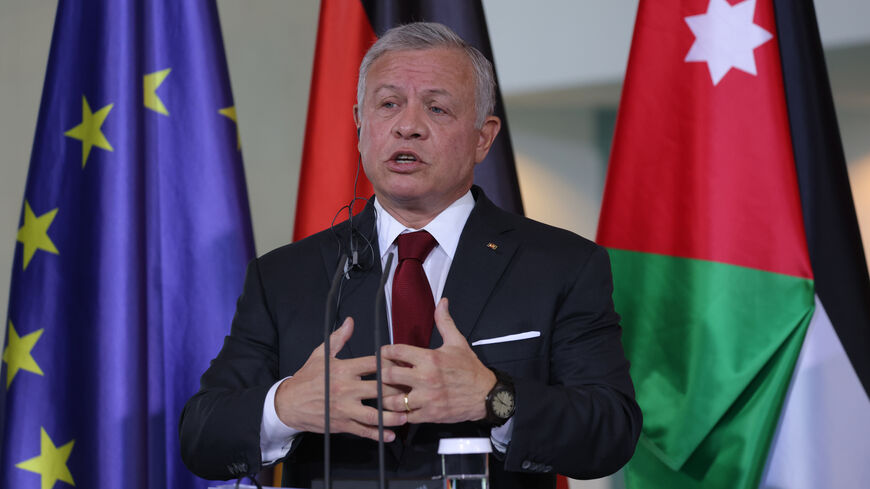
[374,191,475,260]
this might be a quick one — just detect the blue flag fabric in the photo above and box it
[1,1,255,488]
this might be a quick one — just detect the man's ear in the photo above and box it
[474,115,502,163]
[353,105,361,131]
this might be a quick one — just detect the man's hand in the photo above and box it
[274,317,407,442]
[380,299,497,424]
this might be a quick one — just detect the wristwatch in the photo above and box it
[484,369,516,426]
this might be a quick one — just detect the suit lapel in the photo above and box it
[429,189,519,348]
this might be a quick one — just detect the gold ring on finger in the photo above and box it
[403,394,411,413]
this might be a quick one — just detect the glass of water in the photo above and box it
[438,437,491,489]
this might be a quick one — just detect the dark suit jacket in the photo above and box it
[179,187,641,488]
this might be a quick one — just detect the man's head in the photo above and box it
[354,22,501,225]
[357,22,496,129]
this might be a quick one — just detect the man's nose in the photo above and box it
[393,105,428,140]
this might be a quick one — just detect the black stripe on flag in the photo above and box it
[773,0,870,396]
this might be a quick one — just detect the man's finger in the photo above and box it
[332,378,408,403]
[361,405,408,428]
[336,355,377,377]
[336,420,398,443]
[382,393,416,413]
[380,344,426,367]
[382,393,436,425]
[329,317,354,357]
[380,363,423,388]
[332,379,377,400]
[380,382,406,397]
[335,406,407,442]
[433,298,465,347]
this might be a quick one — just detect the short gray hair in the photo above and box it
[356,22,496,128]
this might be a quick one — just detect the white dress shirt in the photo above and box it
[260,191,513,463]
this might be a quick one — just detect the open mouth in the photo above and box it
[390,151,422,163]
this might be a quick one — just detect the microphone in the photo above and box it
[344,246,360,276]
[323,255,349,489]
[374,252,394,489]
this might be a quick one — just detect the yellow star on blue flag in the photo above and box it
[15,427,75,489]
[219,106,241,150]
[2,321,44,388]
[64,95,114,168]
[144,68,171,115]
[16,201,59,270]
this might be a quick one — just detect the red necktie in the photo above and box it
[391,230,438,348]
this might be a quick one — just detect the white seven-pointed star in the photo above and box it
[684,0,773,85]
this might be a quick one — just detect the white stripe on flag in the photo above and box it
[761,295,870,488]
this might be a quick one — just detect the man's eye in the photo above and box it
[429,106,446,114]
[381,101,396,108]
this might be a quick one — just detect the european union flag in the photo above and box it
[1,1,255,488]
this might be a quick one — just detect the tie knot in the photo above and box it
[397,230,437,262]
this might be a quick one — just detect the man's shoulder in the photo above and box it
[514,213,597,248]
[257,225,339,264]
[249,223,350,291]
[474,196,602,259]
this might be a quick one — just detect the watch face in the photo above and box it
[492,390,515,418]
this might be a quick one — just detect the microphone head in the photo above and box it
[344,250,362,278]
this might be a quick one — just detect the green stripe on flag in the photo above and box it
[608,249,814,489]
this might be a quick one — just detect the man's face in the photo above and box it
[354,47,500,217]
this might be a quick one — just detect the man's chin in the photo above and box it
[373,178,428,201]
[378,189,429,208]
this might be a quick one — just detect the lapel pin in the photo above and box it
[485,242,498,251]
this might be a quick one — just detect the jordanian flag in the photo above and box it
[597,1,870,488]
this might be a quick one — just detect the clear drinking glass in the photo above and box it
[438,437,491,489]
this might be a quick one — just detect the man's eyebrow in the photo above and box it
[373,84,401,94]
[371,85,453,98]
[422,88,452,98]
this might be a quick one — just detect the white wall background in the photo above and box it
[1,1,869,488]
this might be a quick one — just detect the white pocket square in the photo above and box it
[471,331,541,346]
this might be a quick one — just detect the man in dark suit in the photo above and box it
[179,22,641,489]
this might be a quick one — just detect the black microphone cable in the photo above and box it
[346,153,364,271]
[328,153,376,280]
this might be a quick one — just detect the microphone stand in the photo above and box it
[374,253,394,489]
[323,256,349,489]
